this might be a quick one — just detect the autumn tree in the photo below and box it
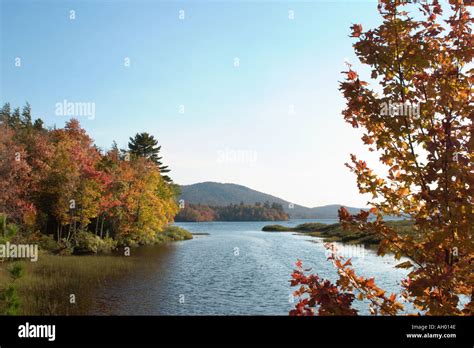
[0,125,36,227]
[0,104,180,252]
[291,0,472,316]
[0,103,48,229]
[99,152,178,245]
[34,119,99,241]
[94,147,120,238]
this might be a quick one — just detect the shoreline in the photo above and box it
[0,225,194,315]
[262,220,415,246]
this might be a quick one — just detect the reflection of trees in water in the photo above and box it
[89,244,179,315]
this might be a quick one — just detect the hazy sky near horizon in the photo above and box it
[1,0,392,208]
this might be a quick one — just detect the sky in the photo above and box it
[1,0,390,208]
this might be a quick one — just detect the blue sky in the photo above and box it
[1,0,386,208]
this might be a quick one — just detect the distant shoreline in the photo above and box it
[261,220,415,246]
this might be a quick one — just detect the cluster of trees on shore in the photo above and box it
[175,202,289,222]
[0,103,178,250]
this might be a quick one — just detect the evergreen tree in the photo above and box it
[0,103,11,125]
[21,103,32,128]
[127,132,172,183]
[10,108,21,129]
[33,119,44,131]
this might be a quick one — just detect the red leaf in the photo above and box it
[347,70,358,81]
[296,259,302,268]
[351,24,363,37]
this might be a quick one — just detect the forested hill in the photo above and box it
[178,182,364,219]
[175,203,289,222]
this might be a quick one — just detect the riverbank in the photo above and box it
[0,253,134,315]
[262,220,415,246]
[55,225,193,255]
[0,225,193,315]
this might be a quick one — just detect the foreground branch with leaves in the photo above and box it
[290,0,472,316]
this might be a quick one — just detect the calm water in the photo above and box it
[90,220,409,315]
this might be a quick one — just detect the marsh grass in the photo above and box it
[0,225,193,315]
[263,220,416,246]
[0,253,134,315]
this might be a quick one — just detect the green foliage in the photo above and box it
[0,263,23,315]
[290,222,328,232]
[128,132,172,183]
[115,225,192,246]
[0,214,19,244]
[261,225,293,232]
[8,263,24,280]
[37,234,59,252]
[160,226,193,241]
[73,231,117,254]
[1,285,20,315]
[262,222,328,232]
[263,220,415,246]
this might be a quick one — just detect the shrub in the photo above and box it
[0,214,19,244]
[261,225,292,232]
[160,226,193,241]
[294,223,328,232]
[0,262,23,315]
[37,234,59,252]
[73,231,117,254]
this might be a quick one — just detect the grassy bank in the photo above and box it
[0,254,133,315]
[262,220,415,246]
[60,225,193,255]
[0,225,193,315]
[157,226,193,242]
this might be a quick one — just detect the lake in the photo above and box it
[90,220,409,315]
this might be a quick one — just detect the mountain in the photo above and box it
[178,182,364,219]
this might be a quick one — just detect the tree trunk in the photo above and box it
[100,216,105,239]
[2,215,6,238]
[95,216,99,235]
[66,223,71,242]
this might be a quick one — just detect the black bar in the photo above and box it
[0,316,472,346]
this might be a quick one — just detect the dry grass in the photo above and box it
[0,253,133,315]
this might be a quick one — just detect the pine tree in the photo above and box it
[21,103,32,128]
[127,132,172,183]
[33,119,44,131]
[0,103,11,125]
[9,108,21,129]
